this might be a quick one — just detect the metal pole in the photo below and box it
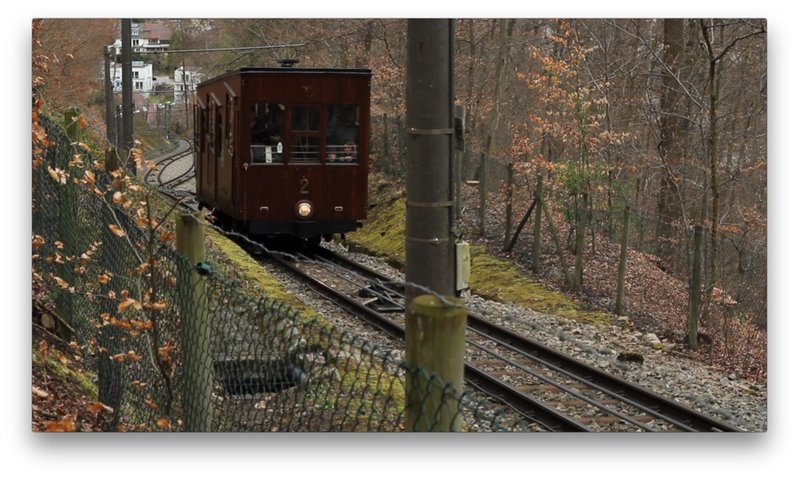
[115,105,122,149]
[121,19,134,154]
[405,19,456,300]
[104,46,115,146]
[183,59,190,129]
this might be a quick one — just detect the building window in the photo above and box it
[134,71,139,79]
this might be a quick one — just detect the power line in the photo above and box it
[126,43,304,55]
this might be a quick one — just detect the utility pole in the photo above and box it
[104,45,115,146]
[183,59,190,129]
[405,19,456,300]
[404,22,465,432]
[121,19,134,154]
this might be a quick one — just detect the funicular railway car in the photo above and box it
[194,66,371,243]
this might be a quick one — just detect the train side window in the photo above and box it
[226,95,235,155]
[290,105,321,163]
[198,106,207,154]
[326,104,359,164]
[250,102,285,164]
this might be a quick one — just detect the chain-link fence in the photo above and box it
[32,114,530,432]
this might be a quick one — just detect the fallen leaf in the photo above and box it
[32,386,49,398]
[108,224,126,237]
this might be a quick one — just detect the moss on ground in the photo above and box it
[347,199,406,268]
[204,229,407,429]
[346,197,611,325]
[469,245,611,325]
[205,229,322,323]
[33,348,98,399]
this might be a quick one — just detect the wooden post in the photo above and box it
[395,115,406,173]
[64,107,82,141]
[542,195,571,288]
[382,113,390,172]
[615,205,631,315]
[504,196,537,253]
[405,295,466,432]
[55,108,83,330]
[479,152,487,236]
[97,144,122,428]
[688,225,703,349]
[176,212,213,431]
[105,147,120,174]
[531,174,543,273]
[573,193,588,292]
[502,161,513,250]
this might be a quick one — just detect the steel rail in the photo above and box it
[311,246,743,432]
[267,252,592,432]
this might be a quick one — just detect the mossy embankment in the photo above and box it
[206,230,322,322]
[346,194,610,325]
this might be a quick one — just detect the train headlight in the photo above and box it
[296,201,313,218]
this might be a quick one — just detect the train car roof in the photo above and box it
[198,67,372,87]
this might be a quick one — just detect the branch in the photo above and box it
[605,19,706,111]
[712,26,766,64]
[101,197,145,266]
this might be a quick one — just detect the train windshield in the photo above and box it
[290,106,322,163]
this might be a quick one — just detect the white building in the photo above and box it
[110,22,171,55]
[109,61,154,93]
[173,67,204,103]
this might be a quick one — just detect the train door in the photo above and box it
[194,97,207,199]
[210,92,223,206]
[244,101,287,224]
[216,91,236,212]
[203,96,218,205]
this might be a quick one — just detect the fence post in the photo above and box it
[176,212,213,431]
[382,113,390,172]
[688,225,703,349]
[615,205,631,315]
[502,161,513,250]
[405,295,466,432]
[531,174,543,273]
[54,109,83,333]
[479,152,487,236]
[573,193,588,291]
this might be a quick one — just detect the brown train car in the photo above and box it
[194,67,371,242]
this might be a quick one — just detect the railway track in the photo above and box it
[145,139,197,207]
[143,142,742,432]
[261,245,741,432]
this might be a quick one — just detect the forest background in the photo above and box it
[9,1,798,477]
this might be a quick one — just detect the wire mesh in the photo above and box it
[32,115,530,432]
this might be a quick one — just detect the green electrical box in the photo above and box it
[455,241,471,292]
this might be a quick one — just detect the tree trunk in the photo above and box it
[655,18,685,267]
[479,18,515,236]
